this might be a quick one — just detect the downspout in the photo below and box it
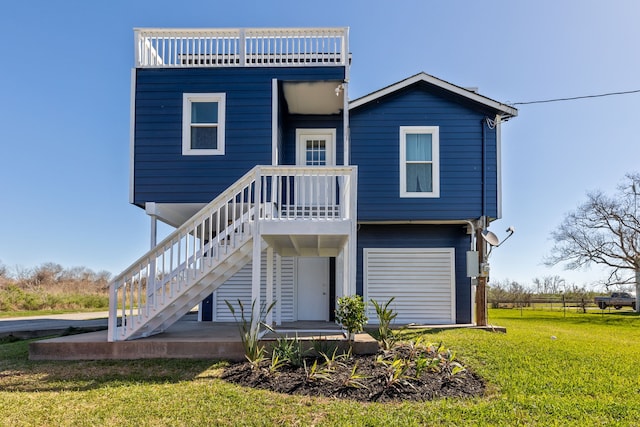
[463,220,476,251]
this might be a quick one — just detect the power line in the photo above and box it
[511,89,640,106]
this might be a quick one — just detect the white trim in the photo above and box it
[266,247,274,325]
[295,129,336,166]
[358,219,476,225]
[271,79,278,165]
[399,126,440,198]
[363,248,456,324]
[343,82,349,166]
[496,115,503,219]
[350,72,518,118]
[182,93,226,156]
[129,69,136,204]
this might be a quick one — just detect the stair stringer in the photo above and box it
[122,237,261,340]
[128,239,258,339]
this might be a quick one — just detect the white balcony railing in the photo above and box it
[134,27,349,68]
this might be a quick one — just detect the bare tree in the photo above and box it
[532,275,566,294]
[546,173,640,312]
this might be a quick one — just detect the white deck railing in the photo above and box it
[257,166,356,221]
[108,165,356,341]
[134,27,349,68]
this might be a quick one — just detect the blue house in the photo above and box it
[108,27,517,341]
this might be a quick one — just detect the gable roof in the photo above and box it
[349,72,518,119]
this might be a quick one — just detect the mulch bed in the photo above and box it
[221,344,486,402]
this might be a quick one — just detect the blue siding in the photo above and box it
[350,83,499,221]
[356,224,472,324]
[134,66,345,205]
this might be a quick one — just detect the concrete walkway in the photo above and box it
[0,311,110,338]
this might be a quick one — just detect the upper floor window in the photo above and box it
[399,126,440,198]
[182,93,226,155]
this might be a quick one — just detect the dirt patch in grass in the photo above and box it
[222,343,485,403]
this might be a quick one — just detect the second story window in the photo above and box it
[182,93,226,155]
[399,126,440,198]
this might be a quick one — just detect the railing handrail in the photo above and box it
[259,165,354,174]
[134,27,347,35]
[134,27,348,68]
[111,166,258,288]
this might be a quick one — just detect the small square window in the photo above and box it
[182,94,225,155]
[400,126,439,198]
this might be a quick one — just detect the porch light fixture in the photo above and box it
[335,83,345,96]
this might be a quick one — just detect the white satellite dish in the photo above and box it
[481,231,500,247]
[481,227,515,257]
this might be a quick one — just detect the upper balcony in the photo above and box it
[135,27,349,69]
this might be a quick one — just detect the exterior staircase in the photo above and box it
[108,168,259,341]
[109,165,357,341]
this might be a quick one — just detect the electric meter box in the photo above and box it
[466,251,479,277]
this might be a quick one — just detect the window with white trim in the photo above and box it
[399,126,440,198]
[182,93,226,155]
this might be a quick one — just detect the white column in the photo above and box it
[342,239,351,296]
[148,212,158,308]
[150,215,157,248]
[336,249,344,300]
[251,168,263,324]
[266,246,274,326]
[271,78,279,165]
[276,253,282,325]
[347,169,358,295]
[251,235,262,325]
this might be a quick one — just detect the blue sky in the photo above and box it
[1,0,639,290]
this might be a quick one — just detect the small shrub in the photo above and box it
[335,295,367,340]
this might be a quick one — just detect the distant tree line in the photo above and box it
[0,261,111,312]
[487,275,608,311]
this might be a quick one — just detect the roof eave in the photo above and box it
[349,72,518,119]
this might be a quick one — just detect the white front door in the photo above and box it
[296,257,330,321]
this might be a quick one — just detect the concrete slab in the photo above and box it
[28,317,380,361]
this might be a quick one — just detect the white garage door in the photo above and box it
[364,248,455,324]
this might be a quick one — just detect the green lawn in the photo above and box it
[1,309,639,426]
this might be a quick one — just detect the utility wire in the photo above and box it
[511,89,640,105]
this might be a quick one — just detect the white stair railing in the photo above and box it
[108,168,258,341]
[108,165,356,341]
